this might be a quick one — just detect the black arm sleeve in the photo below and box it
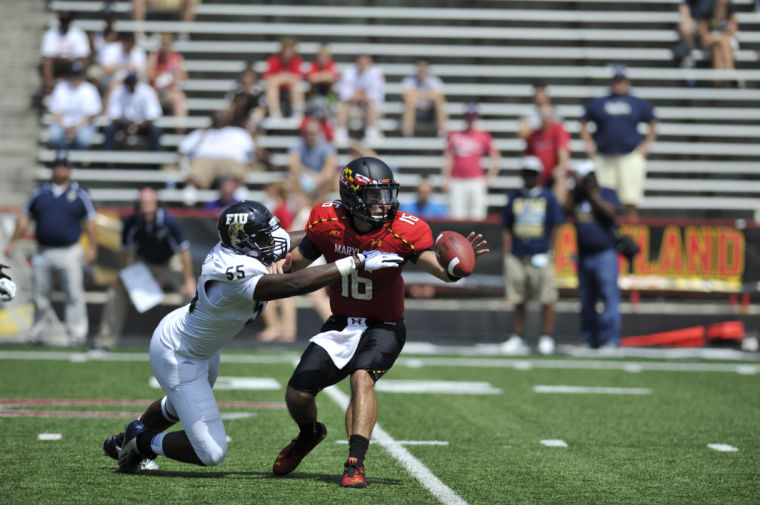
[298,235,323,260]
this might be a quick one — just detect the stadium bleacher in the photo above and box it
[40,0,760,217]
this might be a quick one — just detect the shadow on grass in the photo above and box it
[109,468,403,486]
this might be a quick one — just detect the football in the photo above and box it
[435,231,475,278]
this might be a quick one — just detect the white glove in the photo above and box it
[0,278,16,302]
[358,250,404,272]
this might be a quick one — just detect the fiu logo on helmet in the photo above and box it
[228,221,245,244]
[225,213,249,225]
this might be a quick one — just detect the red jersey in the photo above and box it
[263,54,304,79]
[524,122,571,185]
[307,59,339,81]
[445,129,494,179]
[305,201,434,321]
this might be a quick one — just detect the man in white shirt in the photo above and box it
[179,110,257,190]
[104,72,162,151]
[401,59,448,137]
[336,54,385,144]
[99,32,147,91]
[48,62,102,150]
[41,11,90,95]
[100,201,402,473]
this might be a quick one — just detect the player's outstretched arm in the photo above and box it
[253,251,403,301]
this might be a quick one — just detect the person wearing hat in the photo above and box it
[500,155,564,355]
[441,102,501,220]
[47,62,102,150]
[4,152,97,347]
[579,64,657,218]
[41,10,91,95]
[103,72,163,151]
[565,160,622,348]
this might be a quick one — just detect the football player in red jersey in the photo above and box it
[272,156,489,487]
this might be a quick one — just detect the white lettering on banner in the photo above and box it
[225,213,249,225]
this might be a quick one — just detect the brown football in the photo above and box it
[435,231,475,278]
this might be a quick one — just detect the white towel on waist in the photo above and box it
[310,318,367,369]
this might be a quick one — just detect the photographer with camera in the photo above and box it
[566,160,623,349]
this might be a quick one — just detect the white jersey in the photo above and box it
[155,242,268,359]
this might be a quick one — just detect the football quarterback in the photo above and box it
[272,157,490,487]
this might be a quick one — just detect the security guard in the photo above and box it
[5,152,97,346]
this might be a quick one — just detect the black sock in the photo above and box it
[298,421,318,438]
[348,434,369,464]
[136,431,158,459]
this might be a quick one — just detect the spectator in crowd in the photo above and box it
[204,176,243,211]
[500,155,563,356]
[401,59,448,137]
[225,63,267,132]
[48,62,102,150]
[579,65,657,218]
[517,81,560,141]
[178,110,256,200]
[146,33,188,130]
[524,103,571,206]
[99,32,147,93]
[440,103,500,220]
[41,10,91,95]
[700,0,740,87]
[264,37,305,119]
[88,5,119,69]
[132,0,198,41]
[306,44,339,103]
[258,182,297,343]
[336,54,385,144]
[300,101,335,143]
[104,72,163,151]
[676,0,714,72]
[288,117,338,202]
[399,178,449,220]
[94,187,196,351]
[565,160,621,349]
[4,152,97,347]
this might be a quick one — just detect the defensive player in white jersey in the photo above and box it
[101,201,403,472]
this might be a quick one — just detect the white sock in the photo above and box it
[151,433,167,456]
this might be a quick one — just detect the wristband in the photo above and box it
[356,253,366,271]
[335,256,358,277]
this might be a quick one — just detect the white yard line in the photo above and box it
[335,439,450,446]
[533,385,653,395]
[707,443,739,452]
[323,385,469,505]
[540,439,568,448]
[0,350,757,374]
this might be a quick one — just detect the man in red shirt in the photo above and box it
[264,37,305,119]
[272,157,489,487]
[441,103,501,220]
[524,103,571,206]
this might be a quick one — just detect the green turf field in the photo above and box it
[0,347,758,505]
